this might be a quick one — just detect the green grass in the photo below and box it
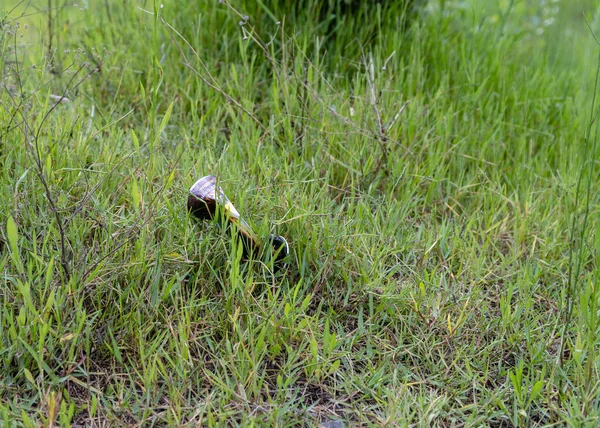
[1,0,599,425]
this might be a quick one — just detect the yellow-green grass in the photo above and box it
[1,0,599,425]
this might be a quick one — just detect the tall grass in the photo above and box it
[1,0,599,425]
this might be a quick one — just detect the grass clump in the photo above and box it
[1,0,600,425]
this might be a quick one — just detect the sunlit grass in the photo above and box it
[1,0,599,425]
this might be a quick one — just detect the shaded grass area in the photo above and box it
[1,0,599,425]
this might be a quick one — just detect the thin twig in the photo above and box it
[556,35,600,398]
[5,29,96,278]
[363,49,389,176]
[161,18,268,135]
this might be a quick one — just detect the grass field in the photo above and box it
[1,0,600,425]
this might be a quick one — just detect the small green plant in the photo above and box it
[508,360,546,424]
